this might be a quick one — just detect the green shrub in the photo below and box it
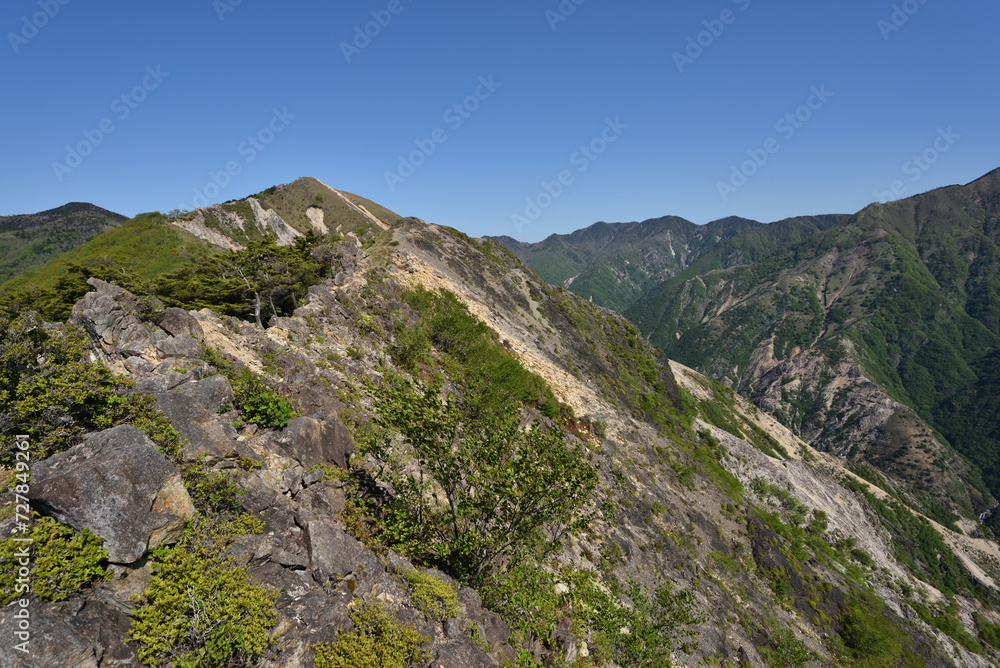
[976,616,1000,650]
[400,568,460,620]
[0,307,183,464]
[760,627,812,668]
[200,347,298,429]
[181,455,245,516]
[837,591,924,667]
[364,378,597,583]
[231,367,297,428]
[0,515,111,604]
[313,602,431,668]
[128,523,277,668]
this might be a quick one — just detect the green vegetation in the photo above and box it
[841,476,993,603]
[362,376,596,583]
[181,455,246,516]
[157,233,336,328]
[312,602,431,668]
[0,305,182,464]
[835,591,925,668]
[201,346,298,429]
[481,563,703,667]
[0,515,111,604]
[0,202,126,285]
[128,518,277,668]
[1,212,216,295]
[542,286,687,432]
[399,567,460,619]
[392,286,560,415]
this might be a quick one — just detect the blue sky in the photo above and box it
[2,0,998,241]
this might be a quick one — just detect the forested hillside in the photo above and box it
[627,168,1000,521]
[0,202,126,284]
[494,214,846,311]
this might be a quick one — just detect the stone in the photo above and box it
[158,307,204,338]
[302,468,325,487]
[433,637,497,668]
[271,416,355,470]
[31,425,196,564]
[459,587,511,649]
[174,374,234,413]
[306,519,364,584]
[154,390,239,463]
[0,601,100,668]
[156,334,203,359]
[67,600,140,667]
[271,548,310,570]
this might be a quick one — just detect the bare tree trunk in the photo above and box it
[235,267,264,328]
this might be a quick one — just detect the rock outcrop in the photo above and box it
[31,425,196,564]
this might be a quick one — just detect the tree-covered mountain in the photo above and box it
[626,167,1000,521]
[0,202,126,284]
[493,213,846,311]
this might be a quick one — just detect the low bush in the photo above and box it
[399,567,460,620]
[313,602,431,668]
[0,515,111,604]
[128,519,277,668]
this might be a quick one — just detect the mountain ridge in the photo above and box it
[0,201,127,284]
[3,177,1000,666]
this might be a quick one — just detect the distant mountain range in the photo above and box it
[491,213,847,312]
[0,202,126,284]
[502,167,1000,525]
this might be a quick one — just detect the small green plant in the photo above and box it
[128,521,277,668]
[237,457,262,471]
[231,367,297,429]
[200,346,298,429]
[399,568,460,619]
[309,463,350,483]
[313,602,431,668]
[181,455,245,516]
[0,515,111,604]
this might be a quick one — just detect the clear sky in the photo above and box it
[2,0,998,241]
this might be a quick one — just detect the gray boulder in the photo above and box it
[31,425,196,564]
[155,334,203,359]
[0,600,100,668]
[153,389,240,463]
[271,416,355,470]
[306,519,364,584]
[69,279,167,360]
[158,307,204,338]
[175,374,234,413]
[434,637,497,668]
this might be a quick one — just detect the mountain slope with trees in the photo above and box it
[3,179,1000,666]
[626,167,1000,524]
[0,202,126,284]
[493,213,846,311]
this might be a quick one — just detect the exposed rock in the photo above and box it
[31,425,195,564]
[174,374,234,413]
[269,416,355,470]
[305,519,364,585]
[458,587,511,650]
[433,636,497,668]
[69,278,168,361]
[153,389,240,463]
[158,307,204,339]
[155,333,202,359]
[67,599,140,667]
[0,600,100,668]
